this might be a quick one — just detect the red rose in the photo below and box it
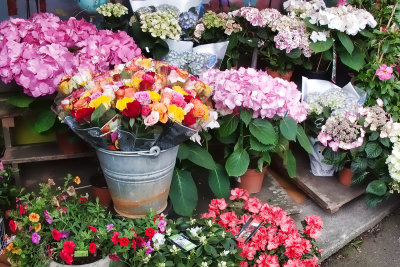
[131,239,137,250]
[111,232,120,245]
[89,226,98,232]
[119,237,129,247]
[9,220,16,232]
[135,236,144,248]
[88,242,96,254]
[60,250,73,265]
[63,241,75,255]
[145,228,155,238]
[74,107,95,124]
[183,111,196,126]
[184,95,194,103]
[52,229,61,241]
[122,100,142,118]
[139,72,155,91]
[109,254,120,261]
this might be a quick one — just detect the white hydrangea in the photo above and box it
[387,141,400,182]
[310,31,328,43]
[283,0,326,18]
[97,3,128,18]
[140,11,182,40]
[309,5,377,35]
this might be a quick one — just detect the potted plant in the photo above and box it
[200,68,312,193]
[107,211,242,266]
[97,2,129,32]
[201,188,322,266]
[6,174,113,266]
[55,57,218,218]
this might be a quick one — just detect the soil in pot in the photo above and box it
[338,168,354,186]
[237,167,267,194]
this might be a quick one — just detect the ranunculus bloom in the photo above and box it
[52,229,61,241]
[144,111,159,126]
[150,103,168,123]
[183,111,196,126]
[122,100,142,118]
[376,64,393,81]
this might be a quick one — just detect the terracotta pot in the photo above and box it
[338,168,353,186]
[237,167,267,194]
[266,69,293,81]
[92,186,112,208]
[56,131,87,155]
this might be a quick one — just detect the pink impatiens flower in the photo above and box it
[376,64,393,81]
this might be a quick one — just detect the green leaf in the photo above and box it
[279,117,297,141]
[339,48,365,71]
[285,150,296,178]
[249,119,278,145]
[225,149,250,177]
[365,142,382,158]
[208,164,230,198]
[360,30,374,38]
[366,180,387,196]
[380,138,390,147]
[350,159,367,174]
[310,38,334,53]
[120,69,131,79]
[296,126,312,154]
[8,94,34,108]
[33,110,56,133]
[257,158,264,172]
[368,131,379,141]
[263,152,271,165]
[351,172,368,185]
[91,104,107,126]
[177,143,190,161]
[214,130,238,145]
[240,109,253,126]
[286,49,302,59]
[169,169,198,216]
[250,136,274,152]
[218,115,239,137]
[337,32,354,55]
[365,193,384,207]
[184,143,216,170]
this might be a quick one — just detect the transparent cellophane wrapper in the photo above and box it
[301,77,365,176]
[53,57,216,152]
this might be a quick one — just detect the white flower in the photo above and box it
[189,226,202,237]
[158,263,166,267]
[165,228,172,236]
[220,250,230,256]
[217,261,227,267]
[199,235,207,245]
[201,262,209,267]
[142,255,151,264]
[190,218,197,225]
[206,220,213,227]
[310,31,328,43]
[152,233,165,245]
[169,245,180,254]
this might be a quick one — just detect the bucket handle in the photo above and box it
[134,146,161,157]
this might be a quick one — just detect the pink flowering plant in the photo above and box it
[0,13,141,98]
[201,188,323,267]
[200,68,312,178]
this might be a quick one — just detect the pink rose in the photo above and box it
[144,111,159,126]
[141,106,150,117]
[134,91,151,106]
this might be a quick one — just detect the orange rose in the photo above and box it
[73,98,90,110]
[124,88,136,98]
[191,99,206,118]
[150,103,168,123]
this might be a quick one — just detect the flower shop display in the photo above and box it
[302,78,362,176]
[200,68,312,191]
[6,175,114,266]
[201,188,322,266]
[55,56,218,217]
[97,2,129,31]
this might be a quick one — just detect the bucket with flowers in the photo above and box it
[55,56,217,218]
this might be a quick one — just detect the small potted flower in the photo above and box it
[97,2,129,32]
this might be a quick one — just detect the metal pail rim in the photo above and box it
[96,145,178,157]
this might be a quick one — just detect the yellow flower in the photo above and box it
[116,97,134,111]
[59,81,71,94]
[74,176,81,185]
[35,223,41,232]
[6,243,13,252]
[149,91,161,102]
[29,213,40,223]
[89,95,112,109]
[167,105,185,123]
[172,86,188,96]
[203,105,210,121]
[80,91,91,99]
[142,58,152,69]
[11,248,21,254]
[131,77,142,90]
[204,84,213,97]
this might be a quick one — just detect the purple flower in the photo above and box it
[106,224,114,232]
[60,231,70,239]
[44,210,53,224]
[32,233,41,244]
[144,240,153,254]
[158,220,167,232]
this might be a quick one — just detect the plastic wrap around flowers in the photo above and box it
[200,68,307,123]
[0,13,141,97]
[317,115,365,152]
[56,57,218,151]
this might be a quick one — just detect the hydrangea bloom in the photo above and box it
[193,11,242,39]
[200,68,307,122]
[97,3,128,17]
[283,0,326,18]
[140,10,181,40]
[0,13,141,97]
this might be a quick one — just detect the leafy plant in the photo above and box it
[0,163,23,213]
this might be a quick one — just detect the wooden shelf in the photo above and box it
[2,142,95,164]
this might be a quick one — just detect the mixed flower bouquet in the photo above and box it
[56,56,218,151]
[6,175,113,266]
[200,68,311,178]
[201,188,322,267]
[0,13,141,97]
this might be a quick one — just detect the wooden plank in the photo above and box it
[2,143,95,164]
[270,147,365,213]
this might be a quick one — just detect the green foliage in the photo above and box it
[296,126,313,154]
[170,169,198,216]
[279,117,298,141]
[310,38,334,53]
[249,119,278,145]
[178,142,216,170]
[33,110,57,133]
[0,165,23,212]
[208,164,231,198]
[225,149,250,177]
[8,94,35,108]
[218,114,239,137]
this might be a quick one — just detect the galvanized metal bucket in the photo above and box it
[96,145,178,218]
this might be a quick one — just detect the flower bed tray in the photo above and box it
[270,146,365,213]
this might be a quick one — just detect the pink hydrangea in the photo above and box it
[200,68,307,123]
[376,64,393,81]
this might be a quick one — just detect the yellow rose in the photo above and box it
[59,81,71,94]
[116,97,134,111]
[130,77,142,90]
[142,58,152,69]
[89,96,112,109]
[172,86,188,96]
[149,91,161,102]
[203,105,210,121]
[167,105,185,123]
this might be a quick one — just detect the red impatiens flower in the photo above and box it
[111,232,120,245]
[74,107,95,124]
[122,100,142,118]
[89,226,98,232]
[9,220,16,232]
[145,228,155,238]
[131,239,137,250]
[88,242,96,254]
[119,237,129,247]
[63,241,75,255]
[52,229,61,241]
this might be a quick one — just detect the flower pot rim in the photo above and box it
[49,255,111,267]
